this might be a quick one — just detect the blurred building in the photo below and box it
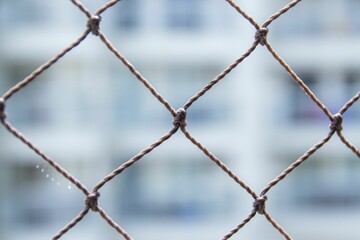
[0,0,359,240]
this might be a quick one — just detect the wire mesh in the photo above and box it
[0,0,359,239]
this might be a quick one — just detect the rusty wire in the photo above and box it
[0,0,359,239]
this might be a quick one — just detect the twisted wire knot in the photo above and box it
[255,27,268,46]
[173,108,187,128]
[329,113,343,132]
[87,15,101,36]
[85,192,100,212]
[0,98,6,121]
[253,195,267,214]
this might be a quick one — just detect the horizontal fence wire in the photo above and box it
[0,0,359,239]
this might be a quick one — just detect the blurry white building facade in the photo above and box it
[0,1,359,239]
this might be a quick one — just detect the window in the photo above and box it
[272,1,323,37]
[165,0,203,31]
[286,154,360,209]
[344,0,360,33]
[4,62,52,126]
[0,0,46,27]
[2,161,82,228]
[118,154,232,220]
[3,163,50,226]
[283,68,359,124]
[115,0,139,31]
[273,0,360,37]
[287,70,324,123]
[345,70,360,97]
[343,70,360,121]
[164,64,229,125]
[111,68,143,126]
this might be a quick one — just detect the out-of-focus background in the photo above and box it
[0,0,359,239]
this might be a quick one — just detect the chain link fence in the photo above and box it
[1,0,359,239]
